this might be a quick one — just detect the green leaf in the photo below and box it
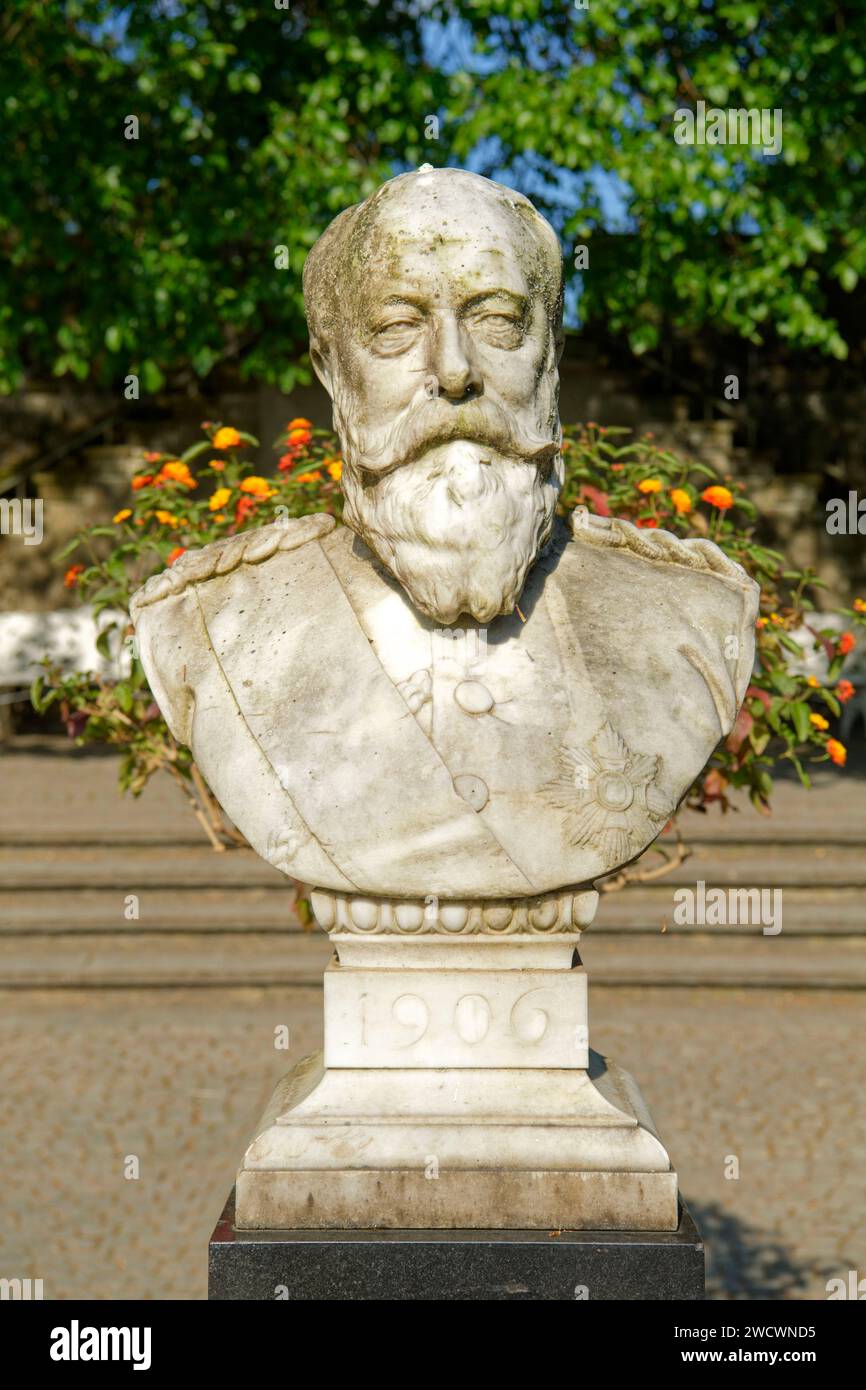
[790,701,811,743]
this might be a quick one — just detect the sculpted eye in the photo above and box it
[471,313,523,349]
[371,319,422,355]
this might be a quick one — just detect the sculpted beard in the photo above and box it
[334,388,563,625]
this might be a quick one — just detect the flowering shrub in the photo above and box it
[33,420,865,875]
[561,423,863,817]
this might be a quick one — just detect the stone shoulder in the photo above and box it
[568,507,758,596]
[130,514,336,619]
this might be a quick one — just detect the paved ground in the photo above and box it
[0,984,862,1301]
[1,738,864,1300]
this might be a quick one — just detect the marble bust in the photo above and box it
[131,166,757,900]
[132,168,758,1234]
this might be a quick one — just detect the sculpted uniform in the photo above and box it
[131,510,758,900]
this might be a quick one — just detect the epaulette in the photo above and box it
[130,514,336,617]
[569,508,753,588]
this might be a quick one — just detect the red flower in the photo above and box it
[836,679,855,704]
[635,517,659,528]
[64,563,85,588]
[167,547,186,566]
[234,496,258,524]
[131,474,153,491]
[838,632,856,655]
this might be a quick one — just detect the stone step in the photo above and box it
[1,840,863,891]
[0,884,862,936]
[0,930,330,989]
[0,929,861,990]
[579,935,866,991]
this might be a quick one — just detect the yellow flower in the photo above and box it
[806,676,820,688]
[212,513,226,523]
[154,510,178,526]
[669,487,692,515]
[854,598,866,614]
[770,612,783,624]
[637,477,662,494]
[113,508,132,523]
[809,713,829,730]
[327,459,343,481]
[239,475,276,499]
[209,487,231,511]
[213,426,242,449]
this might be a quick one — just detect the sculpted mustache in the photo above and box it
[349,398,560,476]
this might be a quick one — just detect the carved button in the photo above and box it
[454,680,494,714]
[454,773,489,811]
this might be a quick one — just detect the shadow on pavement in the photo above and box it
[694,1201,834,1300]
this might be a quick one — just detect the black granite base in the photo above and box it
[208,1188,705,1300]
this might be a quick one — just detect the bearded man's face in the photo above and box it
[310,178,563,624]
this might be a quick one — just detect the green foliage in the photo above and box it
[2,2,864,392]
[0,0,447,393]
[445,0,866,358]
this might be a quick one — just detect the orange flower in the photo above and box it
[143,451,162,463]
[827,738,847,767]
[209,487,232,511]
[213,426,242,449]
[806,675,820,688]
[701,485,734,510]
[113,508,132,523]
[756,617,768,629]
[295,470,323,484]
[853,598,866,614]
[64,563,85,589]
[154,510,179,526]
[287,417,312,430]
[234,496,258,524]
[637,477,662,494]
[208,458,226,471]
[212,513,226,524]
[167,547,186,566]
[287,427,312,446]
[635,517,659,529]
[669,487,692,514]
[239,476,276,499]
[809,713,829,731]
[837,679,855,704]
[157,460,196,489]
[770,612,783,625]
[327,459,343,481]
[131,474,153,490]
[278,452,297,472]
[838,631,856,655]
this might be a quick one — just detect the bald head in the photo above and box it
[303,167,563,361]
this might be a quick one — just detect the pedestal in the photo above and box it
[234,888,681,1233]
[209,1189,705,1300]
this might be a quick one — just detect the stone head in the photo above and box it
[303,167,565,624]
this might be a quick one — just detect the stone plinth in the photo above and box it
[234,888,679,1232]
[210,1190,704,1301]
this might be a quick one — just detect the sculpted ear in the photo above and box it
[310,341,334,395]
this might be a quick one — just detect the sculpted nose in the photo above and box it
[429,314,483,402]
